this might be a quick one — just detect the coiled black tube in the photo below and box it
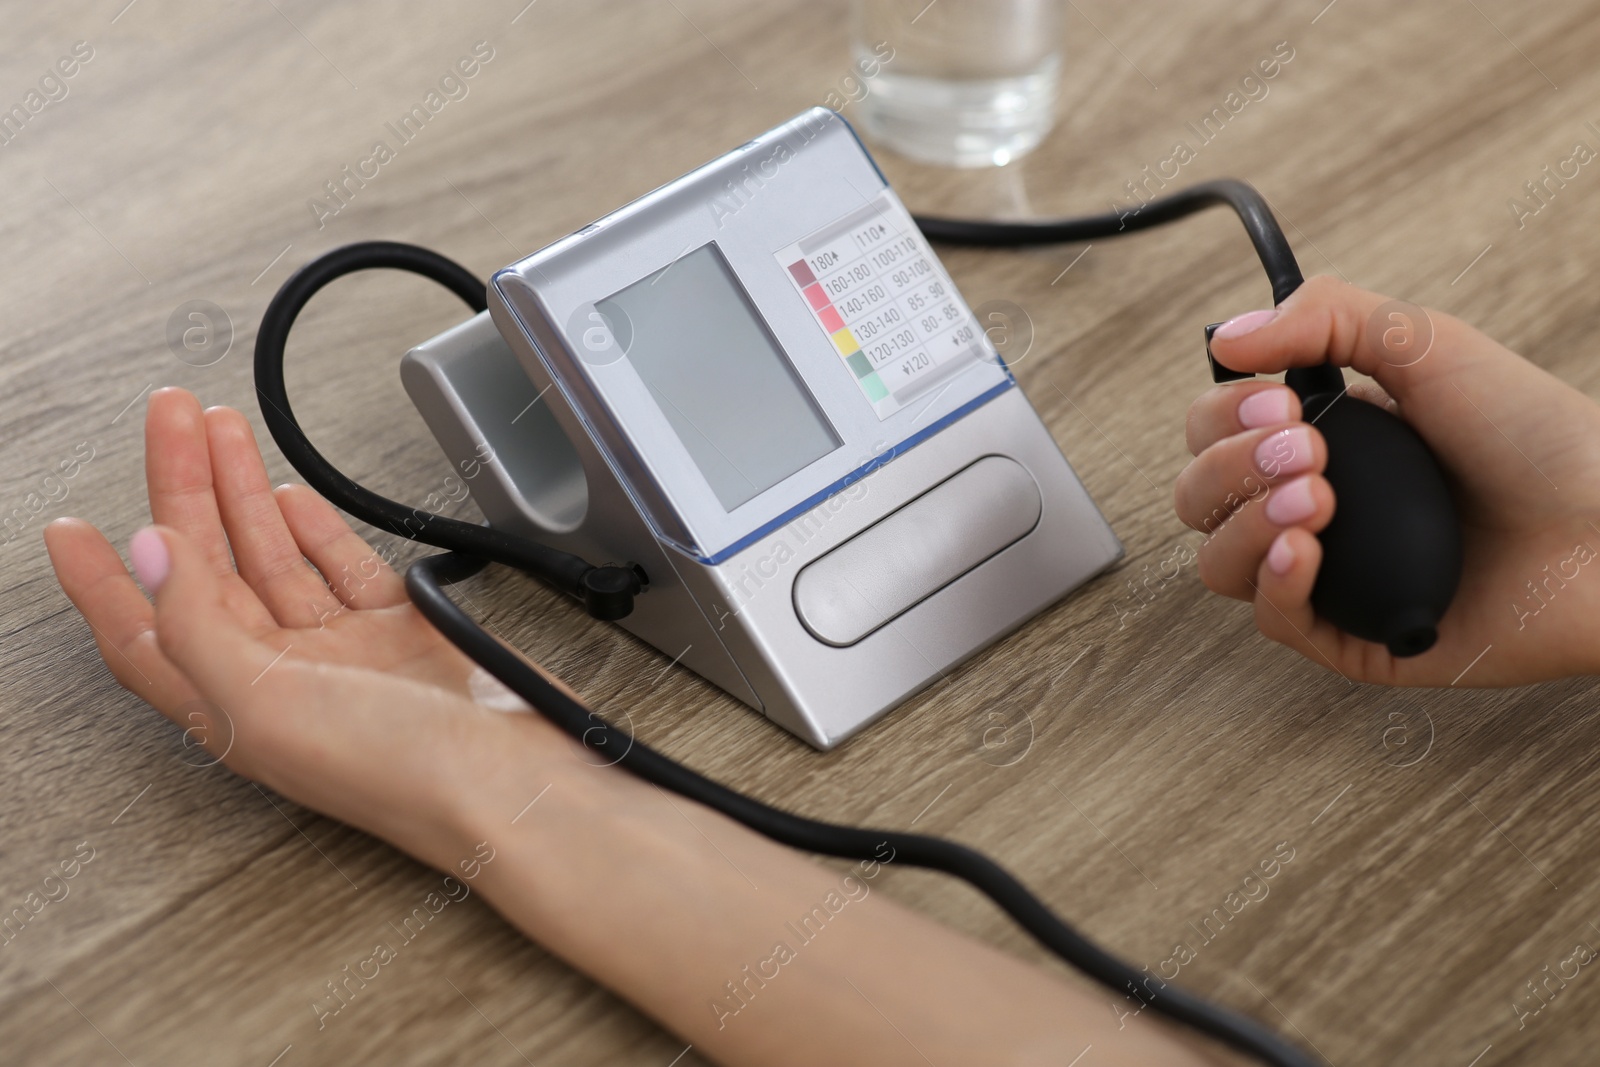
[914,178,1303,304]
[253,241,638,619]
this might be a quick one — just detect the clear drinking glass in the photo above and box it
[851,0,1063,168]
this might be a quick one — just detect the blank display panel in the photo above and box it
[597,244,840,511]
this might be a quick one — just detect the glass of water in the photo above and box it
[851,0,1064,168]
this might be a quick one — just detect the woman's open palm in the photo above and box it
[39,387,577,863]
[46,387,484,716]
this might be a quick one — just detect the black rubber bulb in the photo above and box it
[1285,364,1462,656]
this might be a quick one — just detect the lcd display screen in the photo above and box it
[596,243,840,511]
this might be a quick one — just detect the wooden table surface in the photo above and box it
[3,1,1599,1064]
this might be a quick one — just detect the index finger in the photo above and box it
[1206,275,1469,402]
[144,387,234,576]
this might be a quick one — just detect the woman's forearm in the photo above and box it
[458,714,1221,1067]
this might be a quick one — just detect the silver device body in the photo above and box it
[402,108,1121,749]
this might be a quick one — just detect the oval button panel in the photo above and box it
[792,455,1043,647]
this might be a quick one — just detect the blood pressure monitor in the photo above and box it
[402,107,1121,748]
[260,102,1441,1065]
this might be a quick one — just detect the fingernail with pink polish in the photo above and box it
[1265,476,1319,526]
[1237,388,1291,429]
[1213,308,1278,340]
[130,527,170,592]
[1267,532,1296,575]
[1256,426,1315,478]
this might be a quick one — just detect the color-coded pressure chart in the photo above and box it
[775,192,988,419]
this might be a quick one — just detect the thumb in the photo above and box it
[130,525,277,705]
[1208,274,1484,405]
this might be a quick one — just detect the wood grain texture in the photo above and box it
[1,1,1598,1064]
